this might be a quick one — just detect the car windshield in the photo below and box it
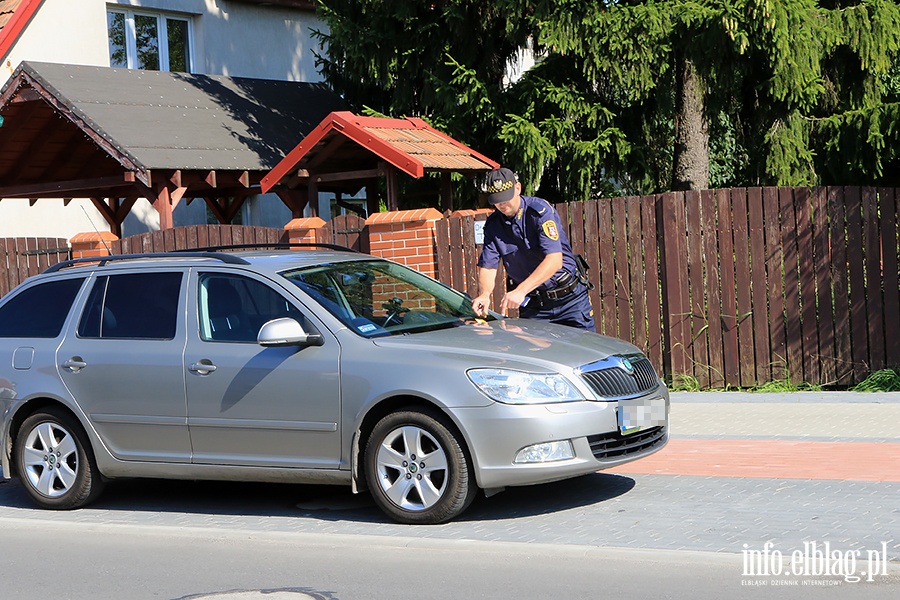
[282,260,494,338]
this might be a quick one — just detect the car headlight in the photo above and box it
[467,369,584,404]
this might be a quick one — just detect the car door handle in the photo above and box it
[189,361,218,375]
[63,358,87,372]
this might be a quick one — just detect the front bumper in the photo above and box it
[452,388,669,489]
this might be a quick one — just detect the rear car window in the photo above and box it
[0,278,84,338]
[78,272,182,340]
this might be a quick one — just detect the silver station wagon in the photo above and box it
[0,249,668,524]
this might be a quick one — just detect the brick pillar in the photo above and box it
[284,217,327,246]
[366,208,443,278]
[70,232,118,259]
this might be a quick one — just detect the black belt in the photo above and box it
[527,277,580,305]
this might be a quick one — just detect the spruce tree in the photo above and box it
[314,1,900,203]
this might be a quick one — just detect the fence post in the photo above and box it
[70,232,118,259]
[284,217,327,246]
[366,208,443,278]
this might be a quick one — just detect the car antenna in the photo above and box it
[80,205,113,255]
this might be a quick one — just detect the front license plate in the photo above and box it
[618,396,667,435]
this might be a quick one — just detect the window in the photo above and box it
[283,260,481,338]
[198,274,309,343]
[0,279,84,338]
[108,9,192,72]
[78,273,182,340]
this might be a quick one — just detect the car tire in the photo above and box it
[365,409,476,524]
[14,408,104,510]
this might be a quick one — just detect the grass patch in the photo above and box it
[851,368,900,392]
[670,373,701,392]
[751,378,822,393]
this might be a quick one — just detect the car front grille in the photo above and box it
[587,426,667,460]
[578,354,659,400]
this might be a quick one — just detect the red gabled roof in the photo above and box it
[261,111,499,193]
[0,0,43,64]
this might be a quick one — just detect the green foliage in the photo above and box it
[670,373,701,392]
[851,368,900,392]
[314,0,900,202]
[751,378,822,393]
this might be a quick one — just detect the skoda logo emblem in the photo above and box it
[621,357,635,373]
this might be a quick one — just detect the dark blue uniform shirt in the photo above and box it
[477,196,578,290]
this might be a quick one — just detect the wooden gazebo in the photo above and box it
[261,111,499,214]
[0,61,347,235]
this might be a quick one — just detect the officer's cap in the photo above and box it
[481,168,518,205]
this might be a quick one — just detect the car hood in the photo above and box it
[371,318,642,371]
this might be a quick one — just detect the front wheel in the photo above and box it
[14,408,104,510]
[365,409,476,524]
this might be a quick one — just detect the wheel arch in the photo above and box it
[351,394,475,494]
[4,398,88,479]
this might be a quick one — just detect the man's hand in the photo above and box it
[472,294,491,317]
[500,289,528,315]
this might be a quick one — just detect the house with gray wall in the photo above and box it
[0,0,335,238]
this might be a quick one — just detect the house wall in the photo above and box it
[1,0,327,238]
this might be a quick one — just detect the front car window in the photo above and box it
[198,273,309,343]
[0,279,84,338]
[282,260,491,338]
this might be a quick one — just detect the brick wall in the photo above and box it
[365,208,443,278]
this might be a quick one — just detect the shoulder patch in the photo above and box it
[541,220,559,241]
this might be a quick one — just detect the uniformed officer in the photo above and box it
[472,168,595,331]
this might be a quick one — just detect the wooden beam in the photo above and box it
[0,175,136,198]
[152,185,176,230]
[313,168,383,184]
[89,196,141,238]
[201,196,248,224]
[275,189,308,218]
[203,197,228,224]
[308,178,319,217]
[224,195,249,223]
[385,166,399,212]
[8,88,41,103]
[89,197,117,228]
[205,170,217,188]
[365,179,380,216]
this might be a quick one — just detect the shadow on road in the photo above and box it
[0,471,636,524]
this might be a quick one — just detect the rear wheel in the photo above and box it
[14,408,104,509]
[365,409,476,524]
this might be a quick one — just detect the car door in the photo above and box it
[184,270,341,469]
[57,270,191,462]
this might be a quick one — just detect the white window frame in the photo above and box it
[107,8,194,72]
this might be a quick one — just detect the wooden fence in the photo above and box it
[435,186,900,388]
[3,187,897,388]
[0,237,70,298]
[109,224,288,254]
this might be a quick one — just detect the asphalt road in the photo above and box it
[0,392,897,599]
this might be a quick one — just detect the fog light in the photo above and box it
[514,440,575,464]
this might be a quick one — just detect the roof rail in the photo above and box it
[43,252,251,274]
[173,242,360,253]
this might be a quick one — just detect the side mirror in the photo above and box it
[257,317,324,347]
